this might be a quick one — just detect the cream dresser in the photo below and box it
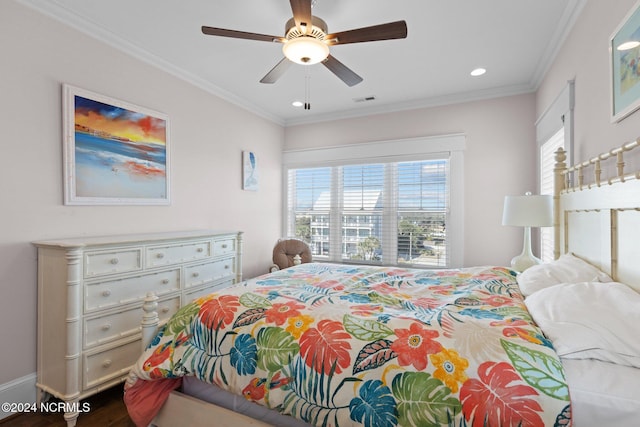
[32,230,243,427]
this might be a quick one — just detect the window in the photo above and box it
[536,80,574,263]
[539,129,564,263]
[283,135,465,268]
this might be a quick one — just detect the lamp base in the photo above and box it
[510,252,542,272]
[510,226,543,272]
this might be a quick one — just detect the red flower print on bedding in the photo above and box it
[481,294,512,307]
[300,319,352,374]
[460,361,544,427]
[264,301,305,326]
[391,322,443,371]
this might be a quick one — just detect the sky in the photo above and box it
[74,95,166,145]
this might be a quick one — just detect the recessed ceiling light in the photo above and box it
[470,68,486,77]
[292,101,304,107]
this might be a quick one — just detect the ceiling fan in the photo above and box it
[201,0,408,87]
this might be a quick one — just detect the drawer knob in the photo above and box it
[102,359,112,368]
[192,272,200,278]
[197,247,204,252]
[102,290,111,297]
[224,265,230,269]
[221,244,228,249]
[101,323,112,331]
[156,253,165,259]
[110,258,119,265]
[161,307,170,314]
[162,279,170,284]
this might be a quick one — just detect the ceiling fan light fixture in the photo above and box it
[283,37,330,65]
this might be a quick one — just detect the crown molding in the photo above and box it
[529,0,588,90]
[15,0,285,126]
[284,83,536,127]
[16,0,585,128]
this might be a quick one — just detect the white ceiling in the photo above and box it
[18,0,586,126]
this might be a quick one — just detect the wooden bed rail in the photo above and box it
[552,137,640,261]
[553,149,566,261]
[559,138,640,192]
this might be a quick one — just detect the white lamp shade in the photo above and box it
[502,194,553,227]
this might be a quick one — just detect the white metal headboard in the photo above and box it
[554,139,640,292]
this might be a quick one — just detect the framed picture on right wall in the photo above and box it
[611,0,640,122]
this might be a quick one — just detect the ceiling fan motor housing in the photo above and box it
[285,16,328,39]
[283,16,330,64]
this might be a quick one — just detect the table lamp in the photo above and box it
[502,192,553,272]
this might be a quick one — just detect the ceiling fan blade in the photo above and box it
[290,0,312,33]
[326,20,407,45]
[201,26,285,43]
[260,58,292,84]
[322,55,363,87]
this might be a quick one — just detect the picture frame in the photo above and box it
[242,151,258,191]
[610,0,640,122]
[62,84,170,205]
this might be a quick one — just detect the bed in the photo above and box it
[124,139,640,427]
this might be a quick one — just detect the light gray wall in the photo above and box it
[284,94,538,268]
[538,0,640,168]
[1,1,283,385]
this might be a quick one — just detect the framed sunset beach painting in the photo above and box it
[63,84,170,205]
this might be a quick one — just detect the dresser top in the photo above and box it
[32,229,242,249]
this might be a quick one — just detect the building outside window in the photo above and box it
[286,159,449,267]
[283,135,465,268]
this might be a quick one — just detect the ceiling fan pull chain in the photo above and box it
[305,68,311,110]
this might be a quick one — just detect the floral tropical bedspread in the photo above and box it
[125,263,571,427]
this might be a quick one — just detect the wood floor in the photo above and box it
[0,385,135,427]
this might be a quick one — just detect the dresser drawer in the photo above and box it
[84,338,141,389]
[85,268,180,313]
[184,258,235,289]
[213,238,236,256]
[84,248,142,278]
[84,296,180,349]
[184,279,234,304]
[146,240,211,268]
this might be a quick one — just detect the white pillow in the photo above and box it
[516,253,612,297]
[524,281,640,369]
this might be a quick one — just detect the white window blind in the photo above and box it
[287,157,450,267]
[539,128,564,263]
[283,135,465,268]
[536,81,573,263]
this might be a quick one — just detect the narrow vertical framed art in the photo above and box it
[242,151,258,191]
[62,84,170,205]
[610,0,640,122]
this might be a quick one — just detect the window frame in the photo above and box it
[538,128,564,263]
[282,135,466,267]
[536,80,574,261]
